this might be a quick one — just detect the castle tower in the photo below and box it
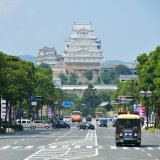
[62,23,103,77]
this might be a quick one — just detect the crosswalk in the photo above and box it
[0,145,160,151]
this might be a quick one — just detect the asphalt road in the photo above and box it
[0,119,160,160]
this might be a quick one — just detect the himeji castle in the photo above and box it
[36,23,103,85]
[62,23,103,80]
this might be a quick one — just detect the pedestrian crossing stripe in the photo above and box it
[0,145,160,151]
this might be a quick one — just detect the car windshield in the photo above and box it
[100,120,107,123]
[117,119,140,129]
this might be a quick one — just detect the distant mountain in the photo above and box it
[19,55,36,64]
[101,60,138,66]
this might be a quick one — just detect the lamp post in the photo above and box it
[139,90,152,128]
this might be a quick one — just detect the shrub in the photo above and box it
[157,125,160,129]
[0,127,6,134]
[10,124,23,131]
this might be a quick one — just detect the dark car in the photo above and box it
[77,122,95,130]
[54,120,70,129]
[86,116,92,121]
[98,119,107,127]
[112,118,117,127]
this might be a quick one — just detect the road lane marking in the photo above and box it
[1,146,11,149]
[62,145,69,148]
[49,145,57,148]
[123,147,129,150]
[25,146,34,149]
[110,146,117,149]
[147,147,154,150]
[12,146,22,149]
[86,146,93,148]
[37,145,45,148]
[147,153,153,157]
[74,145,81,148]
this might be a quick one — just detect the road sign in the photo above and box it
[62,101,74,108]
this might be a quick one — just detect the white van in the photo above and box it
[16,119,35,129]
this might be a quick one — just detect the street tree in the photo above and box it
[82,83,100,110]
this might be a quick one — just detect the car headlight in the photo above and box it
[119,133,123,137]
[134,133,137,137]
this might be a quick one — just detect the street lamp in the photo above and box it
[139,90,152,128]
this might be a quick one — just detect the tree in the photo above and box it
[84,70,93,81]
[68,72,77,85]
[95,107,106,114]
[101,71,119,84]
[59,73,68,85]
[115,64,132,75]
[136,45,160,127]
[82,83,100,109]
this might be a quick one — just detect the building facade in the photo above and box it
[62,23,103,79]
[36,47,65,87]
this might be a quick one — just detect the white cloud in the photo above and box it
[0,0,24,17]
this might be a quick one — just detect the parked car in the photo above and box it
[54,120,70,129]
[63,116,70,122]
[33,120,50,129]
[112,118,117,127]
[77,122,95,130]
[98,119,107,127]
[16,119,35,129]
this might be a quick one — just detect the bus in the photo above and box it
[115,111,141,147]
[71,111,82,122]
[95,112,105,121]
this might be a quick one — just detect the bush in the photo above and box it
[0,127,6,134]
[10,124,23,131]
[156,124,160,129]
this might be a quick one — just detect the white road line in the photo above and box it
[147,153,153,157]
[134,147,141,150]
[123,147,129,150]
[49,145,57,149]
[62,145,69,148]
[1,146,11,149]
[95,131,97,146]
[74,145,81,148]
[157,147,160,150]
[147,147,153,150]
[25,146,34,149]
[86,146,93,148]
[110,146,117,149]
[12,146,22,149]
[37,145,45,149]
[85,130,90,140]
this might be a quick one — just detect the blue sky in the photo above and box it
[0,0,160,62]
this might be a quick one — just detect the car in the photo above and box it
[33,120,50,129]
[63,116,70,122]
[54,120,70,129]
[86,116,92,121]
[77,122,95,130]
[16,119,35,129]
[98,119,107,127]
[112,118,117,127]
